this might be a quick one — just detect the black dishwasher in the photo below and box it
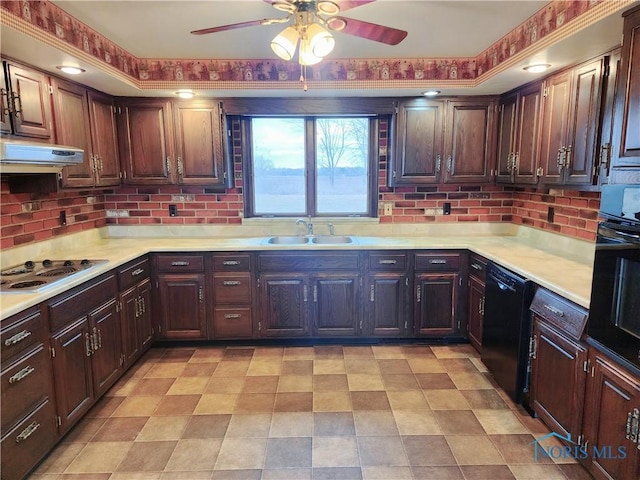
[481,262,534,407]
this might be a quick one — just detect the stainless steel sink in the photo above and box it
[310,235,354,244]
[266,236,310,244]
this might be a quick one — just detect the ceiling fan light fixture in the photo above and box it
[326,17,347,31]
[271,26,300,61]
[523,63,551,73]
[306,23,335,58]
[298,38,323,66]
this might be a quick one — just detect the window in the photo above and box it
[244,116,378,217]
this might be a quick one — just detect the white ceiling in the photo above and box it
[0,0,631,98]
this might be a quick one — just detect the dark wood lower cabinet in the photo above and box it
[467,275,484,351]
[157,274,207,340]
[258,274,309,337]
[312,274,360,337]
[530,318,587,441]
[120,278,153,368]
[90,299,122,398]
[414,272,461,336]
[582,347,640,480]
[366,273,407,336]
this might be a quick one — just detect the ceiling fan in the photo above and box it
[191,0,408,66]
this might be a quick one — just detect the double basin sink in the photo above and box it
[265,235,355,245]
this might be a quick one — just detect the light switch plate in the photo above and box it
[383,203,393,215]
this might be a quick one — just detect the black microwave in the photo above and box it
[587,185,640,375]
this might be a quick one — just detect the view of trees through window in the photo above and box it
[250,117,371,216]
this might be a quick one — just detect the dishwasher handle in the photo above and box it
[488,272,516,292]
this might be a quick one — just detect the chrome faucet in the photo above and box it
[328,223,335,235]
[296,216,314,235]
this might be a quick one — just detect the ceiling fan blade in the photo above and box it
[191,19,269,35]
[332,0,376,12]
[328,17,407,45]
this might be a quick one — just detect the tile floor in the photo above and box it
[30,344,594,480]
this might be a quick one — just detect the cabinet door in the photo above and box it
[138,279,154,350]
[0,65,11,134]
[467,275,484,352]
[583,349,640,480]
[89,299,122,398]
[443,99,496,183]
[392,99,443,185]
[414,273,460,336]
[51,78,95,188]
[120,286,139,368]
[173,100,226,186]
[118,99,174,184]
[565,58,602,185]
[496,91,518,183]
[611,6,640,168]
[157,274,207,339]
[5,62,53,139]
[540,70,572,184]
[50,318,94,434]
[530,319,587,441]
[259,274,309,337]
[312,274,360,337]
[514,83,543,184]
[366,273,406,337]
[597,49,621,185]
[89,91,121,187]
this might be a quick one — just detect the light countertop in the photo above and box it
[0,224,595,321]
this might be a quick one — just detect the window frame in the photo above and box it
[241,115,380,218]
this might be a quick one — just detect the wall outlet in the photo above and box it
[443,202,451,215]
[383,202,393,215]
[169,204,177,217]
[547,206,555,223]
[59,210,67,226]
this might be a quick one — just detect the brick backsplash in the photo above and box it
[0,181,107,250]
[0,118,601,248]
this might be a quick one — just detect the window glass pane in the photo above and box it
[316,118,369,214]
[251,118,306,215]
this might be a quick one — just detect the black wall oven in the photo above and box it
[587,185,640,375]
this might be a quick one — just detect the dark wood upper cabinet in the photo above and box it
[88,91,121,187]
[497,83,543,185]
[117,99,175,185]
[611,5,640,171]
[597,48,621,185]
[173,100,227,186]
[539,58,603,186]
[1,64,13,134]
[391,98,444,185]
[2,61,53,140]
[443,99,496,183]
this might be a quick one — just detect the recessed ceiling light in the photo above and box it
[422,90,440,97]
[523,64,551,73]
[176,89,195,99]
[57,66,85,75]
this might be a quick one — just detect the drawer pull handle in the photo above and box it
[471,263,483,270]
[15,421,40,443]
[131,268,145,276]
[378,259,397,265]
[223,280,241,286]
[224,313,242,319]
[544,304,565,317]
[171,261,190,266]
[429,259,447,264]
[5,330,32,346]
[9,365,35,384]
[222,260,240,266]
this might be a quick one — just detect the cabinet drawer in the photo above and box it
[1,399,57,480]
[213,274,252,305]
[415,253,461,271]
[213,254,251,272]
[258,252,361,271]
[468,254,488,282]
[1,307,44,364]
[213,308,253,338]
[1,345,50,431]
[530,287,588,340]
[48,273,117,332]
[368,253,407,271]
[118,256,150,290]
[156,254,205,273]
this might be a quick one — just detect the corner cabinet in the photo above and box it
[117,98,231,189]
[610,5,640,180]
[414,251,465,337]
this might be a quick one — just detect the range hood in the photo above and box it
[0,139,84,174]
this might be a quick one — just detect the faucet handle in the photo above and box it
[328,223,334,235]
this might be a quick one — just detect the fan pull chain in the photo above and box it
[300,65,308,91]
